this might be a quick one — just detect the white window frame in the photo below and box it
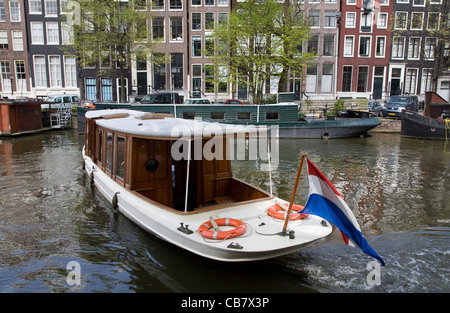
[344,35,354,57]
[411,12,424,30]
[407,37,421,60]
[31,22,44,44]
[33,55,47,87]
[404,68,418,95]
[29,0,42,14]
[46,22,59,45]
[346,12,356,28]
[377,12,388,29]
[9,0,21,22]
[375,36,386,58]
[392,36,405,60]
[358,36,371,57]
[11,30,23,51]
[44,0,58,17]
[64,56,77,87]
[395,11,408,30]
[48,55,62,87]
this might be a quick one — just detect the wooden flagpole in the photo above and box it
[281,152,307,235]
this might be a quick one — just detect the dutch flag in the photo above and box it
[300,158,385,266]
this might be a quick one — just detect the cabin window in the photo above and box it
[211,112,224,120]
[116,136,126,180]
[183,112,196,119]
[265,112,279,120]
[106,132,113,172]
[237,112,250,120]
[97,129,103,165]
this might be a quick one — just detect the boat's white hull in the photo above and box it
[83,148,332,262]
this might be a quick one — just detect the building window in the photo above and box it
[344,36,354,57]
[205,12,214,30]
[0,60,11,91]
[424,37,436,59]
[86,78,96,100]
[323,35,334,56]
[192,0,201,5]
[305,65,317,93]
[307,35,319,53]
[357,66,368,92]
[359,36,371,57]
[169,0,182,9]
[309,11,320,27]
[408,37,421,60]
[321,64,333,93]
[405,68,418,94]
[192,12,201,30]
[205,64,214,93]
[152,17,164,41]
[360,13,372,32]
[0,30,7,50]
[12,30,23,51]
[324,11,336,28]
[427,12,440,30]
[29,0,42,14]
[101,78,112,101]
[392,37,405,59]
[411,12,424,30]
[171,53,183,89]
[15,60,26,92]
[153,0,164,9]
[31,22,44,44]
[44,0,58,16]
[421,68,433,94]
[0,1,5,22]
[205,0,214,5]
[170,17,183,42]
[34,56,47,87]
[192,36,201,57]
[395,12,407,30]
[346,12,356,28]
[64,56,76,87]
[376,37,385,57]
[218,0,227,5]
[342,66,352,92]
[49,55,62,87]
[9,0,21,22]
[153,54,166,90]
[377,13,388,29]
[46,22,59,44]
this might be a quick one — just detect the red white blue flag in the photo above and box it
[300,158,385,266]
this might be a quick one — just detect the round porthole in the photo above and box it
[145,159,159,172]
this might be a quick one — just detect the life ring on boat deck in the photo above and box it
[267,204,309,220]
[198,218,247,240]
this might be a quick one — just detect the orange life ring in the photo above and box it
[198,218,247,240]
[267,204,309,220]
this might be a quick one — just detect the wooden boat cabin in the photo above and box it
[84,110,271,213]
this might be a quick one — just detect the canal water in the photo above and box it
[0,128,448,293]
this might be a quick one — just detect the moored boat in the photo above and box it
[82,109,332,261]
[401,91,450,140]
[77,103,381,139]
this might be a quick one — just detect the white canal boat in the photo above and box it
[82,109,332,262]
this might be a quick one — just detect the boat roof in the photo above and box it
[86,109,262,138]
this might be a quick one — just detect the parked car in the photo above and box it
[137,92,181,104]
[367,100,383,116]
[382,95,419,118]
[184,98,210,104]
[41,94,80,110]
[224,99,244,105]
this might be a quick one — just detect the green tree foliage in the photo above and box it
[210,0,315,103]
[63,0,155,102]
